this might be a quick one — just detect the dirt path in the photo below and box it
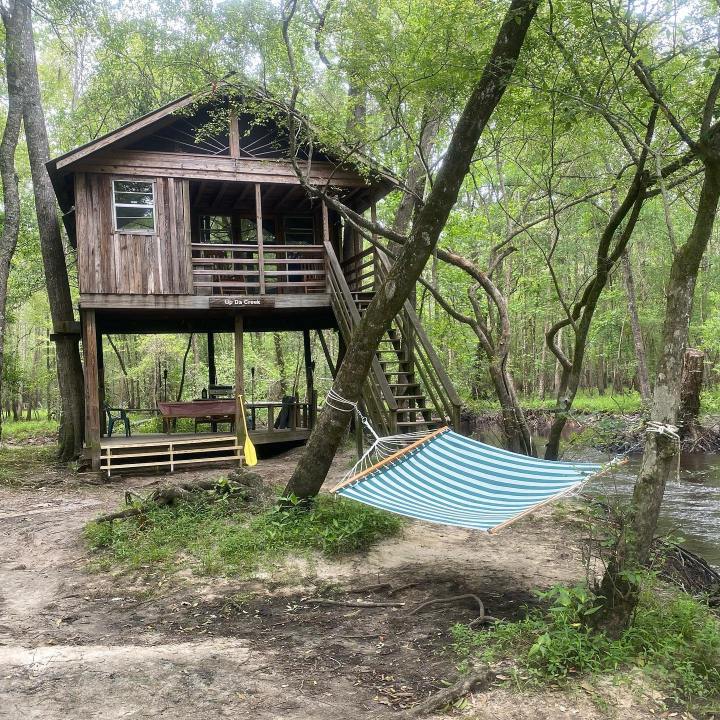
[0,448,668,719]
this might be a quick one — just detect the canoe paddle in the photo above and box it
[239,396,257,466]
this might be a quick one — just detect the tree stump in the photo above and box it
[679,348,704,440]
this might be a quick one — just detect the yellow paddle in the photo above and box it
[239,396,257,466]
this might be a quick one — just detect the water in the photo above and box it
[587,452,720,567]
[475,426,720,567]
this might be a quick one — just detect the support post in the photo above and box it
[82,309,101,471]
[322,200,330,292]
[207,333,217,388]
[234,315,245,458]
[255,183,266,294]
[303,329,315,428]
[229,111,240,158]
[98,331,106,436]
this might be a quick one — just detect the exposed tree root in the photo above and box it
[407,593,485,619]
[399,664,491,717]
[94,470,269,523]
[95,479,223,522]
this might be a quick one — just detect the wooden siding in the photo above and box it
[75,173,192,295]
[73,150,366,187]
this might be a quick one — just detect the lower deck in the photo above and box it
[98,429,310,476]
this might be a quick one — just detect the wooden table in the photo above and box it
[157,399,235,432]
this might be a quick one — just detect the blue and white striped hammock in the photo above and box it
[332,426,608,533]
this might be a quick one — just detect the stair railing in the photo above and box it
[324,241,398,434]
[375,252,463,430]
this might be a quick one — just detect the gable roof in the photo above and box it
[48,83,398,246]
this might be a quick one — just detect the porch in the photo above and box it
[99,423,311,477]
[82,308,321,473]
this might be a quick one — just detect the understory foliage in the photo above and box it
[452,583,720,707]
[85,491,403,574]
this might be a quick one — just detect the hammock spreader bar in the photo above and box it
[331,426,606,533]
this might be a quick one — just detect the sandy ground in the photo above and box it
[0,446,684,719]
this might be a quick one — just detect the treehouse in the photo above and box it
[47,88,461,474]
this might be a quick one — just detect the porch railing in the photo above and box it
[191,242,327,295]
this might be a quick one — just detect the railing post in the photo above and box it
[255,183,265,294]
[322,200,331,292]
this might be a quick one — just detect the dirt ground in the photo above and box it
[0,446,683,719]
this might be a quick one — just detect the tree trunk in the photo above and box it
[284,0,540,499]
[678,348,704,440]
[273,332,288,395]
[621,249,652,403]
[593,158,720,636]
[544,110,658,460]
[0,0,26,443]
[488,362,535,455]
[538,322,548,399]
[20,6,85,460]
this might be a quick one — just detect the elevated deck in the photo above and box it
[99,429,310,476]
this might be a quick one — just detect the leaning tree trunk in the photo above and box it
[0,0,26,443]
[593,158,720,637]
[19,6,85,460]
[284,0,540,499]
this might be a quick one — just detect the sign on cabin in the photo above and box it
[208,296,277,308]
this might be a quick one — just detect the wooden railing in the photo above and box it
[375,252,462,429]
[191,242,327,295]
[341,246,377,293]
[325,240,398,435]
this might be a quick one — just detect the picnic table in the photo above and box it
[157,399,236,432]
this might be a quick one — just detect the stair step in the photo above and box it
[394,394,426,400]
[389,383,420,388]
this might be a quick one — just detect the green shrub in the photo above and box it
[85,492,403,575]
[452,583,720,706]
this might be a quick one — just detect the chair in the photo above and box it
[104,403,131,437]
[274,396,297,429]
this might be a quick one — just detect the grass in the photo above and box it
[85,491,404,575]
[452,582,720,710]
[0,444,59,486]
[1,417,59,442]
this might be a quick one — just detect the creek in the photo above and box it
[474,424,720,567]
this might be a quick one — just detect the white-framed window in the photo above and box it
[112,179,156,233]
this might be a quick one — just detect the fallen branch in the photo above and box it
[304,598,406,609]
[400,664,491,718]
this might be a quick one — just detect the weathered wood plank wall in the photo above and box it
[75,172,192,295]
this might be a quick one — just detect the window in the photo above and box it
[198,216,277,245]
[113,179,156,232]
[285,216,314,244]
[200,215,233,244]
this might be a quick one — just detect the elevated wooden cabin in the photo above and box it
[48,89,461,473]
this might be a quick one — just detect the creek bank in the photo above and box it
[466,409,720,454]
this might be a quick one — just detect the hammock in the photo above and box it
[332,426,608,533]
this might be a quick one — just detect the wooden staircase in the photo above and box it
[325,241,461,436]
